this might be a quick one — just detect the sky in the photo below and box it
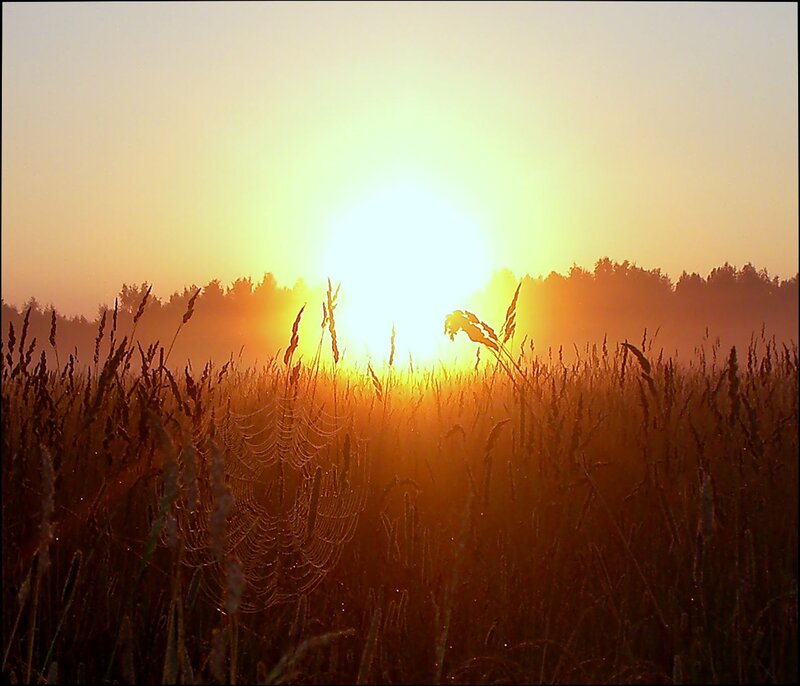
[2,1,798,319]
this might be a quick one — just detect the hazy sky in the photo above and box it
[3,2,797,318]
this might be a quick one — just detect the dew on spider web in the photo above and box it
[171,382,367,611]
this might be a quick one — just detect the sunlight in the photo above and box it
[322,179,490,366]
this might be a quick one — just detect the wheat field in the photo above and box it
[1,298,797,684]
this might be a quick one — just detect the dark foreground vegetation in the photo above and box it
[2,284,798,684]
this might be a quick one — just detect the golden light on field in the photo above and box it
[322,180,490,366]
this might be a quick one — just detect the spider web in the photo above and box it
[170,383,367,612]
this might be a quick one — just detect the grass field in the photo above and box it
[2,305,797,684]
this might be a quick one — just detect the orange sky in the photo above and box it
[2,2,798,319]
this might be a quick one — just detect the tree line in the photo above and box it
[2,259,797,369]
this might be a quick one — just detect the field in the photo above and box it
[1,306,797,684]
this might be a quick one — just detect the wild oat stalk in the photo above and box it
[164,287,201,367]
[48,309,60,371]
[444,309,522,387]
[326,278,342,453]
[93,309,107,374]
[367,362,383,401]
[305,300,328,405]
[109,297,119,356]
[501,281,521,344]
[445,280,526,389]
[621,342,656,395]
[326,278,341,365]
[284,304,306,366]
[121,284,152,376]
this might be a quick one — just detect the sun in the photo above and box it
[322,179,491,366]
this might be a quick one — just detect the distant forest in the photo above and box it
[2,259,797,369]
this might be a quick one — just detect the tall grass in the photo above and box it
[1,304,797,683]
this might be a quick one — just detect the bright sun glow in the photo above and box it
[323,180,490,366]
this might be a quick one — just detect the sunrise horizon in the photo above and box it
[3,252,796,373]
[4,253,798,323]
[3,3,798,330]
[2,3,797,684]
